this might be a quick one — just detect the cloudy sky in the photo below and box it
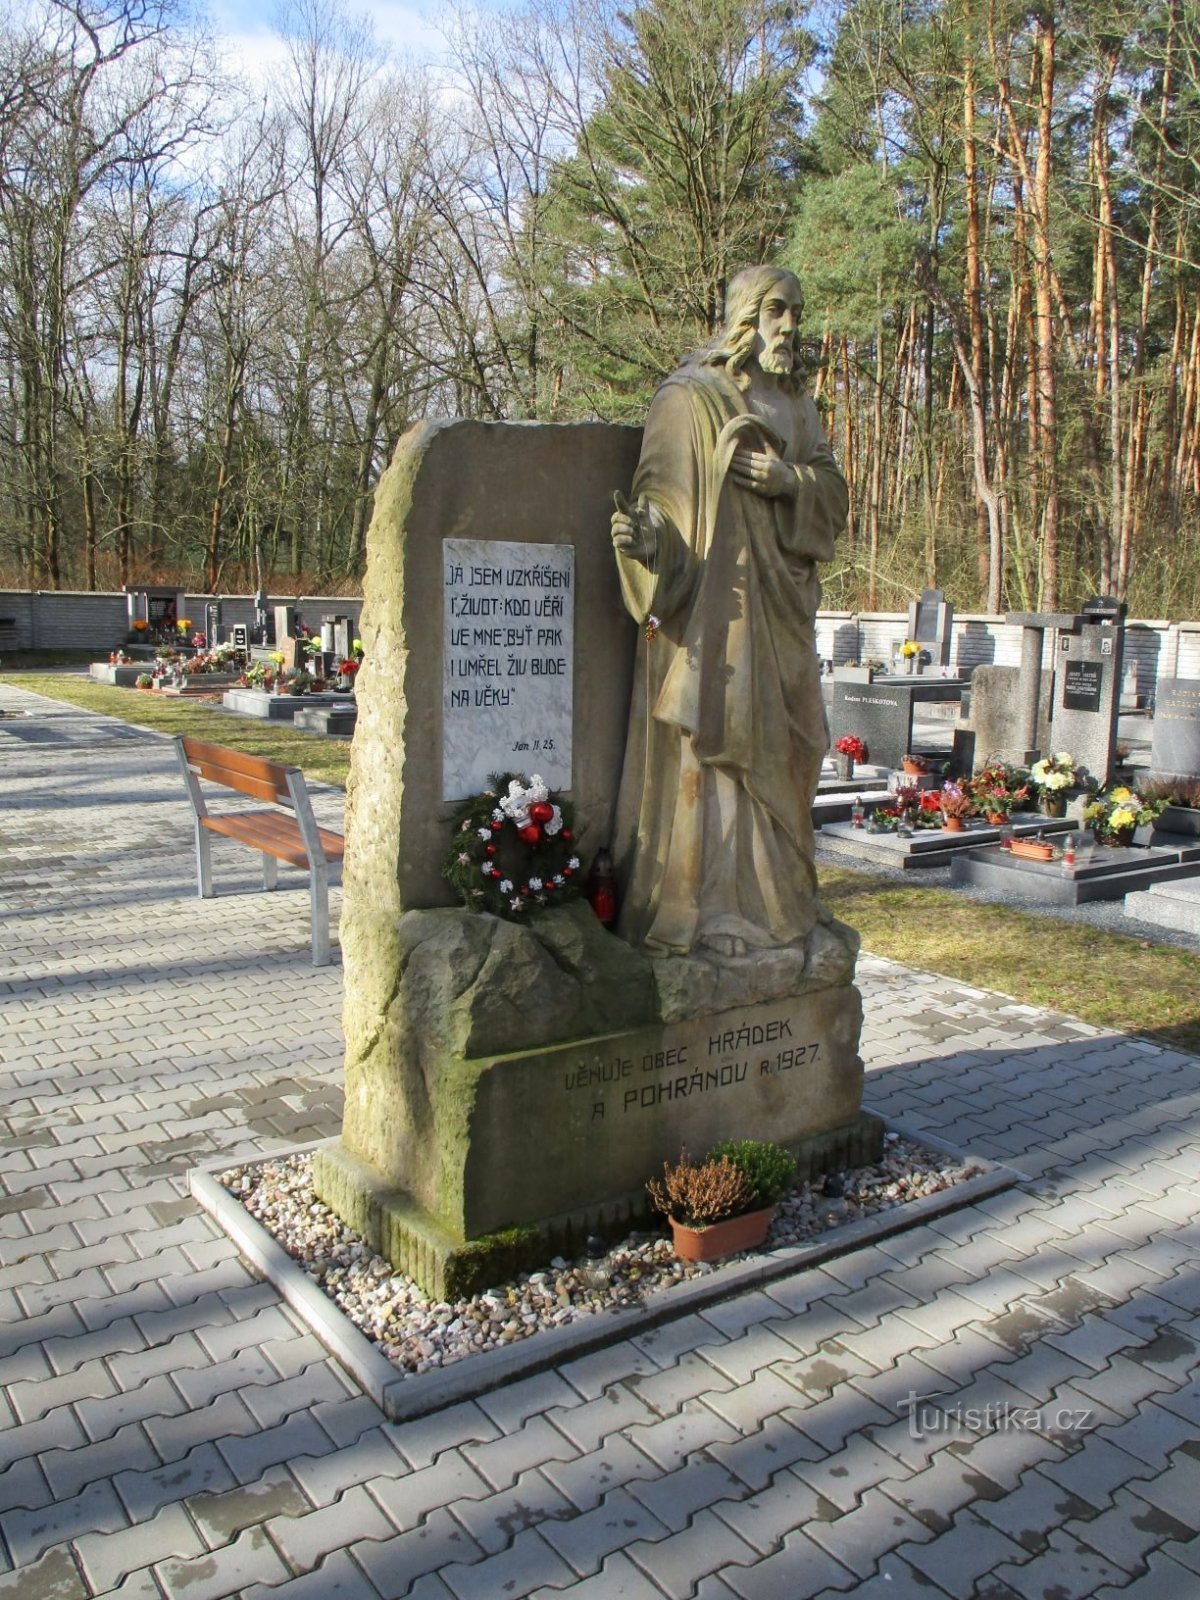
[205,0,450,81]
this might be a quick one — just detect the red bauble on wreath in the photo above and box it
[443,771,581,921]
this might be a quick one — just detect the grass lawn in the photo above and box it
[6,668,1200,1053]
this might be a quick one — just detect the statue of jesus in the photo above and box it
[610,264,848,958]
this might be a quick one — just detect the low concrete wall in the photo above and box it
[815,610,1190,707]
[0,591,365,653]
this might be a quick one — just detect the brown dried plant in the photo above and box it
[646,1148,755,1228]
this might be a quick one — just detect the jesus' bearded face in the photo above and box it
[753,287,804,377]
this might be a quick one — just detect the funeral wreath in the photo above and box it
[444,772,581,920]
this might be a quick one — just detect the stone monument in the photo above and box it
[906,587,954,668]
[315,270,876,1300]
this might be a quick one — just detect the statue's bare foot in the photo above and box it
[703,933,747,959]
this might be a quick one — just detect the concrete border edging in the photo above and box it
[190,1119,1022,1423]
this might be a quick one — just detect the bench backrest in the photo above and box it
[178,735,296,809]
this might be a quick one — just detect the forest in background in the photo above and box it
[2,0,1199,614]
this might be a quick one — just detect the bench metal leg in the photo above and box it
[309,865,330,966]
[262,855,278,891]
[195,822,214,898]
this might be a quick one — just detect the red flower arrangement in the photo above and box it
[835,735,867,761]
[336,659,359,677]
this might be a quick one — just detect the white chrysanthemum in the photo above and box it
[477,827,491,839]
[528,876,543,891]
[499,878,514,894]
[568,856,580,870]
[544,806,563,836]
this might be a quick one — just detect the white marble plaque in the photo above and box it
[442,539,574,800]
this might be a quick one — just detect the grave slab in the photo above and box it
[221,688,345,721]
[292,703,357,738]
[950,842,1200,905]
[818,815,1072,870]
[1124,878,1200,935]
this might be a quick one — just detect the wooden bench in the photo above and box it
[174,735,345,966]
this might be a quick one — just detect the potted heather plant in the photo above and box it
[1140,777,1200,838]
[938,781,974,831]
[647,1140,795,1262]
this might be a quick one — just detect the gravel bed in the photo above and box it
[214,1133,982,1379]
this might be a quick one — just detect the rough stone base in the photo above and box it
[313,1111,885,1301]
[318,902,872,1298]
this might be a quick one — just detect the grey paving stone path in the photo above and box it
[0,679,1197,1600]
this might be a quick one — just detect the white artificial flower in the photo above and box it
[528,876,543,891]
[499,878,514,894]
[481,862,495,876]
[568,856,580,870]
[492,807,505,821]
[552,874,565,885]
[544,806,563,836]
[477,827,491,840]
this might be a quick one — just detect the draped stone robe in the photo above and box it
[613,362,849,954]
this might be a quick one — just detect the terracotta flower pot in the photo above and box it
[669,1205,775,1263]
[942,815,964,832]
[902,758,925,776]
[985,811,1007,825]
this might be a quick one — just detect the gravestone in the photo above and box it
[205,602,222,646]
[1151,679,1200,779]
[275,601,299,649]
[230,623,249,653]
[313,417,875,1298]
[1050,599,1126,786]
[906,588,954,666]
[829,679,964,770]
[125,585,185,638]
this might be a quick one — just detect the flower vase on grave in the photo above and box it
[835,753,855,780]
[1039,791,1067,818]
[1098,823,1136,848]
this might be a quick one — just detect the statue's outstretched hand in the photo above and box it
[729,447,796,500]
[611,491,656,563]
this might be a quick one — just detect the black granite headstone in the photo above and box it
[1151,679,1200,778]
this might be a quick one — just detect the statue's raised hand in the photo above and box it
[611,491,656,564]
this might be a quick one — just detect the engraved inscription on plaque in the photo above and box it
[1063,660,1103,713]
[442,539,574,800]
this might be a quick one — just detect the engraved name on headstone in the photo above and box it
[1151,678,1200,778]
[442,538,574,799]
